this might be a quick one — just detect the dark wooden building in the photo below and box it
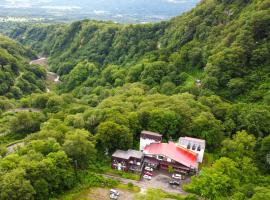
[111,149,144,173]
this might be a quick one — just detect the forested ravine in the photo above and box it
[29,57,60,87]
[0,0,270,200]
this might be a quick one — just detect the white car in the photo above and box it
[110,189,120,196]
[110,194,118,199]
[145,166,153,171]
[172,174,182,180]
[143,174,152,180]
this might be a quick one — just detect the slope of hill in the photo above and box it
[0,35,46,98]
[0,1,270,200]
[8,0,270,103]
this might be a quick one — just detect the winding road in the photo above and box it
[30,57,60,89]
[6,142,24,154]
[2,58,59,155]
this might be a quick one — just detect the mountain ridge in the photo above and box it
[8,0,270,103]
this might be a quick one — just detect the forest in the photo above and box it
[0,0,270,199]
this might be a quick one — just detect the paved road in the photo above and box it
[6,142,24,154]
[6,108,42,113]
[102,174,188,195]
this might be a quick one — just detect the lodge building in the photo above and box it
[111,131,205,174]
[111,149,144,173]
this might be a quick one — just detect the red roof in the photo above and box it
[144,142,198,169]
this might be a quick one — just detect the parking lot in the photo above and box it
[70,188,135,200]
[140,170,190,194]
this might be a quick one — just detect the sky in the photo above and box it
[0,0,200,23]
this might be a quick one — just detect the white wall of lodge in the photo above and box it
[178,137,205,163]
[140,137,159,151]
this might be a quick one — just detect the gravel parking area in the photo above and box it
[102,170,190,195]
[72,188,135,200]
[140,170,190,194]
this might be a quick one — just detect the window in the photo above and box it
[187,143,191,149]
[157,155,164,160]
[192,144,196,150]
[197,145,201,151]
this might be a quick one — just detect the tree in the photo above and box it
[9,112,45,134]
[188,112,224,147]
[23,138,61,156]
[140,61,173,85]
[147,109,179,139]
[160,81,176,95]
[225,104,270,137]
[96,121,133,154]
[250,187,270,200]
[0,169,35,200]
[185,158,240,199]
[257,135,270,172]
[46,96,64,113]
[65,62,98,91]
[65,114,85,129]
[221,131,256,160]
[63,129,96,168]
[0,145,7,158]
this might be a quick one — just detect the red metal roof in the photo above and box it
[144,142,198,169]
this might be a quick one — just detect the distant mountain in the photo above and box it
[0,0,200,23]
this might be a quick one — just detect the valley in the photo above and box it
[0,0,270,200]
[30,57,60,85]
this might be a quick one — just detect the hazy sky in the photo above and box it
[0,0,200,23]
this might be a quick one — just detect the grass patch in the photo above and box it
[117,183,140,193]
[57,171,119,200]
[107,169,141,181]
[89,159,141,181]
[135,189,187,200]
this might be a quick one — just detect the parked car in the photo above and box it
[110,193,118,199]
[144,171,153,176]
[143,174,152,180]
[148,163,157,168]
[145,166,153,171]
[172,173,182,179]
[169,180,180,186]
[110,189,120,196]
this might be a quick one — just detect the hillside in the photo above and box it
[0,0,270,200]
[9,0,270,103]
[0,35,46,99]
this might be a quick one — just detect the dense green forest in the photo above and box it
[0,0,270,199]
[8,0,270,102]
[0,35,46,99]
